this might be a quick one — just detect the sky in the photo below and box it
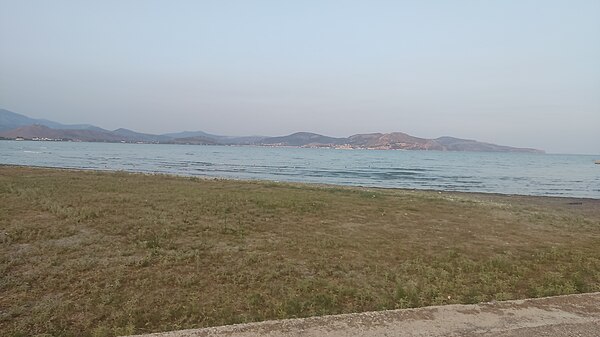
[1,1,599,154]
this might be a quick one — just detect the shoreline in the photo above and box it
[6,138,600,156]
[0,136,547,153]
[2,163,598,201]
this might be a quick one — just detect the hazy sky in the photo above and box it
[1,1,599,154]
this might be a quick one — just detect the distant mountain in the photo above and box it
[434,136,543,153]
[0,108,102,132]
[163,130,265,145]
[256,132,543,153]
[259,132,346,147]
[0,109,173,143]
[0,108,545,153]
[162,130,216,139]
[165,136,218,145]
[216,135,267,145]
[347,132,444,150]
[0,125,126,142]
[112,128,171,143]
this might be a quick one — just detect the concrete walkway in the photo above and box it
[130,292,600,337]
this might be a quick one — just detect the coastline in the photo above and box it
[2,163,598,202]
[3,140,598,199]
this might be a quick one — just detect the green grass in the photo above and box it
[1,166,599,337]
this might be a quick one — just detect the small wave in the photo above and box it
[4,142,598,199]
[388,167,432,172]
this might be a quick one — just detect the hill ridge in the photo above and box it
[0,108,544,153]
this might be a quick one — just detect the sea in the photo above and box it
[1,140,599,199]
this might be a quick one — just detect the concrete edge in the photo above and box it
[127,292,600,337]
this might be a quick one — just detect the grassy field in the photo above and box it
[1,166,599,337]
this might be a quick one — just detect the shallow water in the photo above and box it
[1,140,599,198]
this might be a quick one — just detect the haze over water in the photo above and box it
[1,1,599,154]
[3,141,599,199]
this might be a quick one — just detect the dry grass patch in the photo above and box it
[1,166,599,337]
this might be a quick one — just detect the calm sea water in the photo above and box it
[1,140,599,198]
